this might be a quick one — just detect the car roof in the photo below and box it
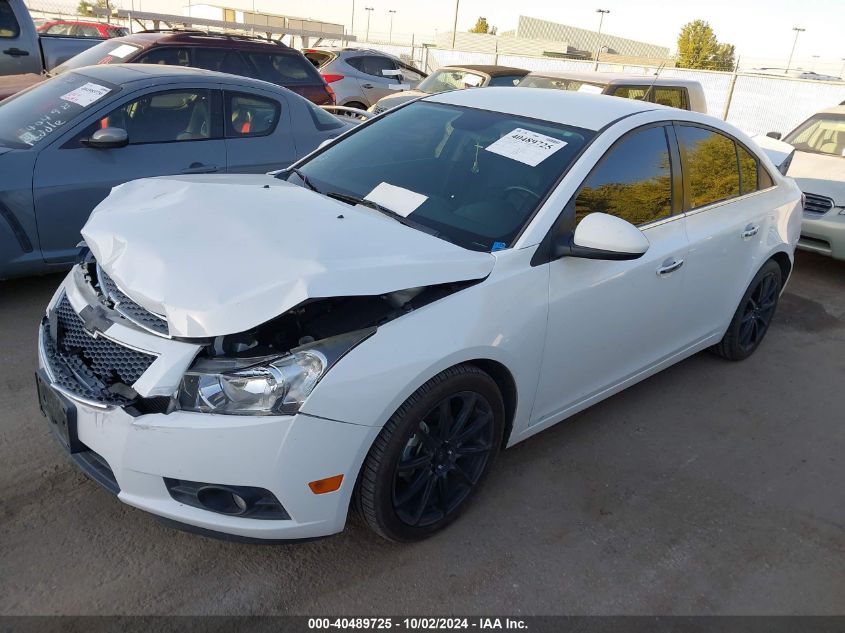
[114,31,295,52]
[524,69,702,88]
[426,86,658,130]
[441,65,529,77]
[68,62,281,91]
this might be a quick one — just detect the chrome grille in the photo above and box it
[40,295,157,406]
[97,266,169,337]
[803,193,834,215]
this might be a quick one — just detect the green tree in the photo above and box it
[676,19,735,70]
[469,17,492,34]
[76,0,109,17]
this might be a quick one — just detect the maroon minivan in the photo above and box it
[1,30,336,105]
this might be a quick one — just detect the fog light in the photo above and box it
[164,478,290,520]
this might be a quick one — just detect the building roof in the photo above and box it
[426,86,657,130]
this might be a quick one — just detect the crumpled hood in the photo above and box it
[786,151,845,205]
[81,174,494,338]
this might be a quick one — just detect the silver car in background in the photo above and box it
[303,47,426,111]
[369,65,529,115]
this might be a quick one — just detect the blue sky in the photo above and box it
[140,0,844,71]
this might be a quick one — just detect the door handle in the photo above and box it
[3,48,30,57]
[656,258,684,276]
[741,224,759,239]
[361,83,374,89]
[181,163,220,174]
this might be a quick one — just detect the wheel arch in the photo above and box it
[464,358,518,447]
[769,250,793,286]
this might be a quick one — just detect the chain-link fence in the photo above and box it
[19,1,845,137]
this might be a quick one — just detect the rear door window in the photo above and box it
[135,47,191,67]
[225,92,280,138]
[608,85,650,101]
[351,55,398,79]
[652,87,689,109]
[676,125,741,208]
[244,52,320,85]
[194,48,251,75]
[0,0,20,38]
[487,75,524,87]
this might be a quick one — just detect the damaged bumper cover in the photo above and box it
[37,271,380,540]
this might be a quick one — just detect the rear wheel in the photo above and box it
[355,365,505,542]
[711,260,782,361]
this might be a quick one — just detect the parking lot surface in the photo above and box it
[1,251,843,615]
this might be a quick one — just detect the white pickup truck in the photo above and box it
[0,0,102,77]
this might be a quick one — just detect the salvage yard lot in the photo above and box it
[0,251,843,615]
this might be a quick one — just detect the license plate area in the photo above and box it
[36,370,84,454]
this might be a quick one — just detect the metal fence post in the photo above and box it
[721,56,740,121]
[494,39,499,66]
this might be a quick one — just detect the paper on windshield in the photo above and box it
[60,83,111,107]
[109,44,139,58]
[484,128,568,167]
[577,83,604,94]
[364,182,428,217]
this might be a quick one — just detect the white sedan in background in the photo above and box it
[36,88,801,542]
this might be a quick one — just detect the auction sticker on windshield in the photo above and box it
[485,128,568,167]
[60,83,112,108]
[108,44,139,58]
[365,182,428,217]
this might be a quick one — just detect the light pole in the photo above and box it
[388,9,396,44]
[350,0,355,43]
[785,27,804,75]
[594,9,610,70]
[364,7,374,42]
[450,0,460,49]
[810,55,820,72]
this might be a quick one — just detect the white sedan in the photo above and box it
[36,88,802,542]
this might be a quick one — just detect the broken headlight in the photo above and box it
[177,328,374,416]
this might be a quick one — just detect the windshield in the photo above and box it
[0,72,120,148]
[52,39,142,75]
[418,69,486,94]
[518,75,607,93]
[288,101,592,251]
[784,113,845,157]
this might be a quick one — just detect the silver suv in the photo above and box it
[304,47,426,111]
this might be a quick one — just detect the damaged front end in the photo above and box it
[175,283,475,416]
[54,250,475,417]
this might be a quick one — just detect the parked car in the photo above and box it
[35,88,801,542]
[303,47,426,111]
[0,0,104,77]
[369,64,528,114]
[37,20,129,38]
[0,64,352,279]
[518,70,707,113]
[763,105,845,260]
[0,30,336,104]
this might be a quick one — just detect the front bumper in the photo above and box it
[37,270,379,541]
[799,210,845,260]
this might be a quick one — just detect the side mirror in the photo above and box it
[554,212,649,261]
[84,127,128,149]
[766,131,782,140]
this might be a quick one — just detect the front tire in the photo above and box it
[355,364,505,542]
[711,259,782,361]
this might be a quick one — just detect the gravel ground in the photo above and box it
[0,251,843,615]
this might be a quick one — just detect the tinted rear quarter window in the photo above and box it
[245,52,320,85]
[652,87,689,110]
[609,85,650,101]
[737,145,759,194]
[677,125,740,208]
[194,48,250,75]
[136,47,191,66]
[575,125,673,226]
[0,1,20,38]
